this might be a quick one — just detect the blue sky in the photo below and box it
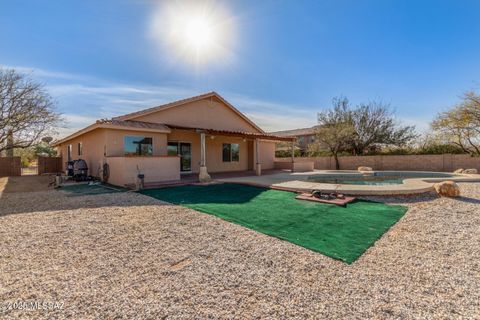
[1,0,480,136]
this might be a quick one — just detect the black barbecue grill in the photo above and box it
[66,159,89,181]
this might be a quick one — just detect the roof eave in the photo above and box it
[53,123,171,146]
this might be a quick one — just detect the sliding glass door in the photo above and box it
[168,142,192,172]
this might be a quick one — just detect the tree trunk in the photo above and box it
[5,130,14,157]
[333,153,340,170]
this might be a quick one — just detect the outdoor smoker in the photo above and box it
[66,159,89,181]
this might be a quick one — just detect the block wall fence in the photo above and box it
[274,154,480,172]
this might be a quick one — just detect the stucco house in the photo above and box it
[54,92,294,187]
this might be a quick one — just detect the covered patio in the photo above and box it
[166,125,296,182]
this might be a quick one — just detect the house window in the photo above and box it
[67,144,72,160]
[124,136,153,156]
[222,143,239,162]
[78,142,83,156]
[167,142,179,156]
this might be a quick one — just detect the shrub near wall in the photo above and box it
[274,154,480,172]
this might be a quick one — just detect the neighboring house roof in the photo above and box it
[113,91,265,134]
[269,126,319,137]
[53,120,171,146]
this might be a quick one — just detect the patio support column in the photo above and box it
[291,139,295,172]
[199,132,211,182]
[255,138,261,176]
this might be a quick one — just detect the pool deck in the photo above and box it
[217,170,480,195]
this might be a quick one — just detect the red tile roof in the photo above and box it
[53,119,171,146]
[96,119,170,131]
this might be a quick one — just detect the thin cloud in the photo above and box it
[6,65,319,135]
[398,116,431,133]
[1,64,94,82]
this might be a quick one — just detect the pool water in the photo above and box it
[307,172,457,185]
[314,178,405,185]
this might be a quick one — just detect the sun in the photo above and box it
[149,1,236,66]
[184,17,214,51]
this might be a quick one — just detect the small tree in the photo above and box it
[349,102,417,155]
[432,92,480,155]
[0,68,61,154]
[34,142,58,157]
[316,97,356,169]
[315,123,355,169]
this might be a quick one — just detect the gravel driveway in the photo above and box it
[0,181,479,319]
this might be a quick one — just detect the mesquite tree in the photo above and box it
[0,68,61,154]
[350,101,417,155]
[314,97,418,168]
[432,92,480,155]
[315,97,356,169]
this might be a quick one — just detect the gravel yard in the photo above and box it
[0,180,479,319]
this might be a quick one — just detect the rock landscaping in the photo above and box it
[0,180,479,319]
[434,181,461,197]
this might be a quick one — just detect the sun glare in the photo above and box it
[149,1,236,66]
[184,18,213,50]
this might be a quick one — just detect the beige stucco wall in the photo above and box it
[106,156,180,186]
[105,129,168,157]
[57,128,169,178]
[205,135,250,173]
[168,129,250,173]
[256,141,276,170]
[132,97,261,133]
[57,128,107,177]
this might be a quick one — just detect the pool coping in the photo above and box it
[217,170,480,195]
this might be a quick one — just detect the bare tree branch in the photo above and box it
[431,91,480,156]
[0,68,62,153]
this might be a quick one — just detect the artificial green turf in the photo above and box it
[60,183,126,196]
[140,184,408,263]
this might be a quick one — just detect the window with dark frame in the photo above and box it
[67,144,72,160]
[124,136,153,156]
[222,143,239,162]
[78,142,82,156]
[231,143,239,161]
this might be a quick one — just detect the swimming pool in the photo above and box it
[306,171,458,185]
[217,170,479,195]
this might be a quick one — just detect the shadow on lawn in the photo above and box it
[0,176,55,194]
[0,180,171,217]
[139,183,267,205]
